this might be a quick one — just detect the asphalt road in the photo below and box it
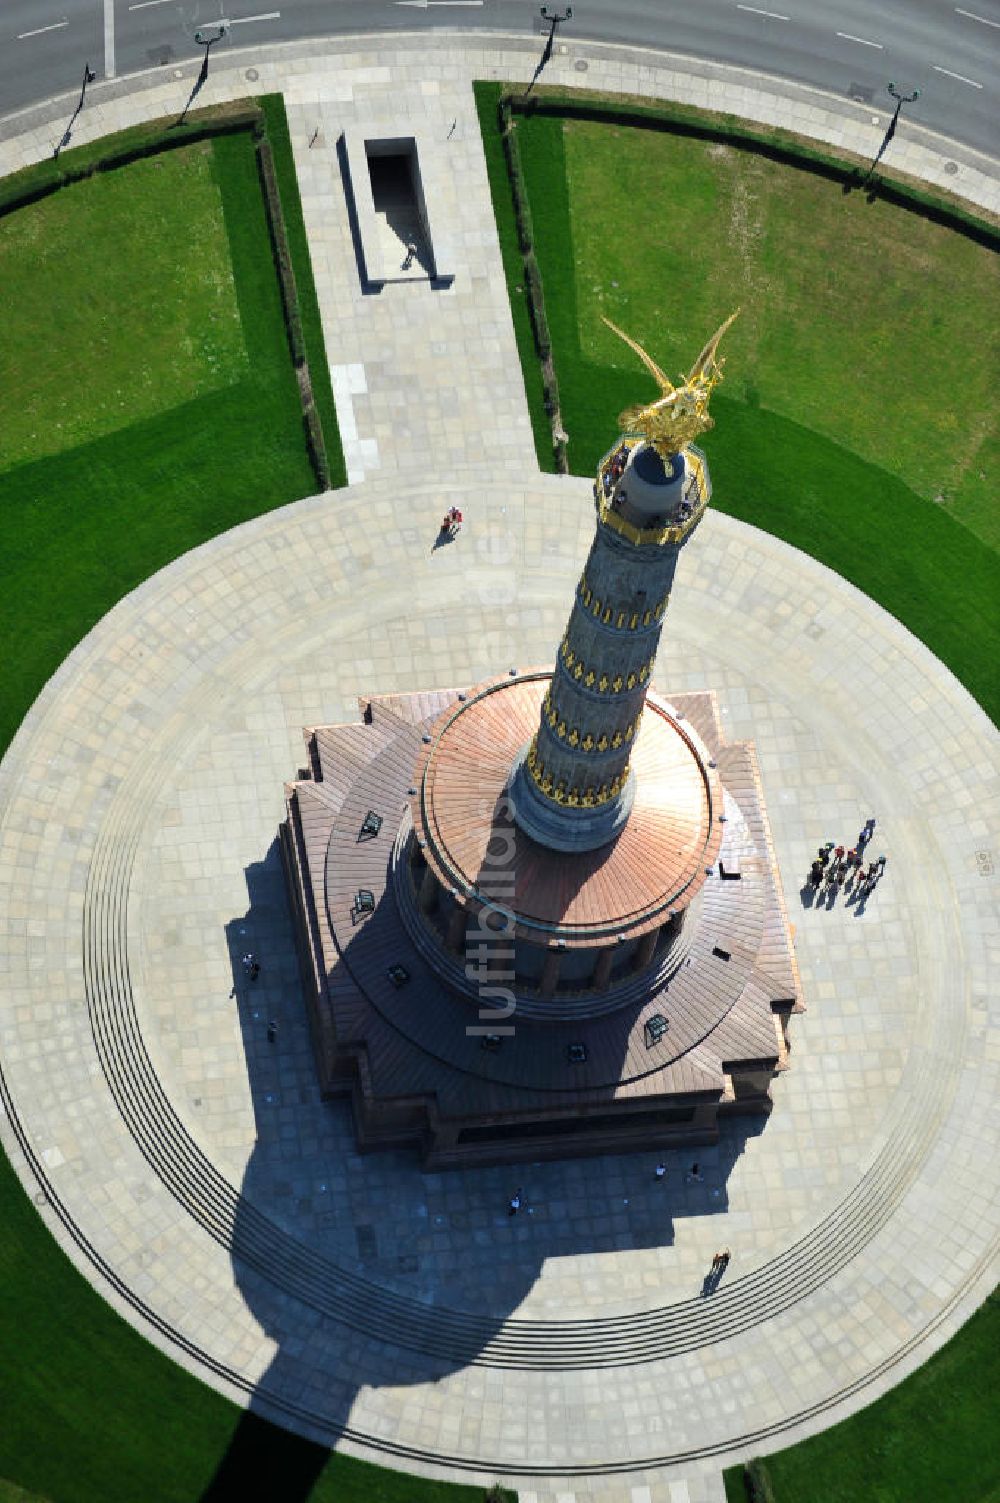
[1,0,998,156]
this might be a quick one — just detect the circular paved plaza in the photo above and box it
[0,469,996,1498]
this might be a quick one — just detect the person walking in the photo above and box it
[266,1019,278,1043]
[858,817,876,853]
[508,1188,523,1216]
[402,240,418,271]
[654,1162,667,1182]
[817,842,834,868]
[685,1163,703,1184]
[809,858,824,888]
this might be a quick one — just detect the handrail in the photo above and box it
[595,442,711,547]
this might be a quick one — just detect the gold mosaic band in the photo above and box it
[525,736,631,809]
[540,688,639,754]
[558,636,654,696]
[577,576,670,631]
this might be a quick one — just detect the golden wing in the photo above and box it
[601,315,675,396]
[686,309,741,385]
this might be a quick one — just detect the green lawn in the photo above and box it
[0,143,249,469]
[489,95,1000,725]
[725,1292,1000,1503]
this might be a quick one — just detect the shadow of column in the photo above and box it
[201,841,764,1493]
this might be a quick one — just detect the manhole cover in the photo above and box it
[848,81,874,104]
[944,160,959,175]
[245,67,259,81]
[574,58,588,72]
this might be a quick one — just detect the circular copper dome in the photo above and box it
[409,672,723,946]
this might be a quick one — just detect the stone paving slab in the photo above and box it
[0,471,997,1499]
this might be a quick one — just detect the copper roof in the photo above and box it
[410,673,723,946]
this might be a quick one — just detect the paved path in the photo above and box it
[0,36,998,1503]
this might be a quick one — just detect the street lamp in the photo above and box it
[79,64,97,107]
[863,80,920,183]
[193,22,229,77]
[176,23,228,124]
[524,5,573,98]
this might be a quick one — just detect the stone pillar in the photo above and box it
[633,925,660,973]
[446,897,467,952]
[539,946,563,998]
[418,864,439,915]
[591,945,615,992]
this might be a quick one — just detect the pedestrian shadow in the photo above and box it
[700,1265,726,1298]
[431,526,458,552]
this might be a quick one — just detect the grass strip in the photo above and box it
[725,1292,1000,1502]
[512,85,1000,241]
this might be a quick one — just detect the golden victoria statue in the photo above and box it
[602,310,740,461]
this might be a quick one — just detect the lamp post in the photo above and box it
[193,22,228,79]
[863,81,920,184]
[524,5,573,98]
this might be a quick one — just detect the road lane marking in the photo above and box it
[932,64,984,87]
[836,31,883,48]
[396,1,486,8]
[17,20,69,37]
[736,4,790,18]
[955,7,1000,27]
[105,0,116,76]
[129,0,173,9]
[227,10,281,21]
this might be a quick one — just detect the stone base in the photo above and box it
[506,744,637,852]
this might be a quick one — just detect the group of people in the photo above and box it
[601,444,630,499]
[440,505,463,537]
[807,817,885,899]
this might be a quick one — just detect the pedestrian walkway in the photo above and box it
[0,34,998,1503]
